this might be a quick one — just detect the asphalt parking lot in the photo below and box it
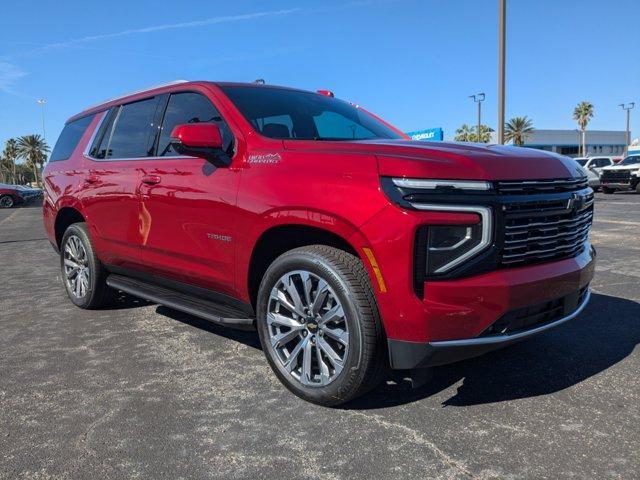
[1,194,639,479]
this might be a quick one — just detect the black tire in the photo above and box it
[60,222,112,309]
[602,187,615,194]
[256,245,386,406]
[0,194,14,208]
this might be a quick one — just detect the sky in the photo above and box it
[0,0,638,151]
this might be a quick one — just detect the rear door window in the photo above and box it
[157,92,234,157]
[102,97,160,159]
[49,114,95,162]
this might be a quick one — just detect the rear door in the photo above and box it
[80,96,163,268]
[137,90,241,296]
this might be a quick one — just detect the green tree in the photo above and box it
[472,124,495,143]
[16,134,49,187]
[1,138,19,184]
[573,101,594,156]
[504,116,534,146]
[454,124,474,142]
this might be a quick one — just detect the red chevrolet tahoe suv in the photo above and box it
[43,81,595,406]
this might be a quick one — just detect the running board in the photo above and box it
[106,274,255,331]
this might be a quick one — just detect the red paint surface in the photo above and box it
[44,81,595,343]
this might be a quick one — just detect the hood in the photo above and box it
[603,162,640,171]
[282,139,583,180]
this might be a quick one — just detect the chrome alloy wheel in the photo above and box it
[267,270,350,387]
[63,235,90,298]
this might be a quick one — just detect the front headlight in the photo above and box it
[392,178,492,191]
[425,224,486,274]
[383,177,494,279]
[412,204,492,274]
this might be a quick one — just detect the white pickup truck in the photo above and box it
[600,153,640,194]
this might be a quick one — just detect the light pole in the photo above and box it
[470,93,486,142]
[497,0,506,144]
[37,98,47,140]
[619,103,635,156]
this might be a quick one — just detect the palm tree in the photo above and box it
[504,116,534,146]
[16,135,49,187]
[573,101,594,156]
[454,124,474,142]
[1,138,19,184]
[472,124,495,143]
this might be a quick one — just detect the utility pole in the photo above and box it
[497,0,506,144]
[37,98,47,140]
[619,103,635,156]
[470,93,486,142]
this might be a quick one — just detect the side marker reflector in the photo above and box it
[362,247,387,293]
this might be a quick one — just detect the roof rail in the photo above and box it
[85,80,190,111]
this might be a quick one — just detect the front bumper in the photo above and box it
[601,180,639,190]
[388,288,591,369]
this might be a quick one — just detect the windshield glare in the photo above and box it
[620,155,640,166]
[219,85,402,141]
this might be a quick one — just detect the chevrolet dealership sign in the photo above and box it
[406,128,444,141]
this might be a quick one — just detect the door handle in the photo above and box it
[141,175,161,185]
[85,174,100,184]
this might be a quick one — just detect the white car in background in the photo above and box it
[574,156,616,173]
[574,157,616,190]
[600,154,640,194]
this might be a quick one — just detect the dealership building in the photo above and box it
[518,129,628,157]
[406,127,628,158]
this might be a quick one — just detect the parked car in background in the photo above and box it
[574,157,615,174]
[0,183,42,208]
[600,154,640,193]
[43,80,595,406]
[574,157,615,190]
[16,185,44,202]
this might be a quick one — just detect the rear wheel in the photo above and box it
[0,195,14,208]
[60,222,112,309]
[602,187,615,194]
[256,245,386,406]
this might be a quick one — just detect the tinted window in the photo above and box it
[314,111,378,140]
[157,92,234,156]
[105,97,159,159]
[219,85,402,141]
[89,109,115,159]
[575,159,587,166]
[49,114,95,162]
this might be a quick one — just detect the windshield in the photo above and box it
[575,159,587,166]
[219,85,403,141]
[619,155,640,166]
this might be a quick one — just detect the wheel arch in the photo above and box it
[54,206,86,248]
[246,223,364,310]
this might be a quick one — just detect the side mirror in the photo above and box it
[169,123,230,167]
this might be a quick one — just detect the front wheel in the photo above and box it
[0,195,14,208]
[256,245,386,406]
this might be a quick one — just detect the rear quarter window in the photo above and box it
[49,114,95,162]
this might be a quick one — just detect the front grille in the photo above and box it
[481,286,589,336]
[500,191,594,267]
[496,177,588,194]
[601,170,631,183]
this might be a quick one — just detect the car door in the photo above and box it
[80,96,163,269]
[137,90,241,296]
